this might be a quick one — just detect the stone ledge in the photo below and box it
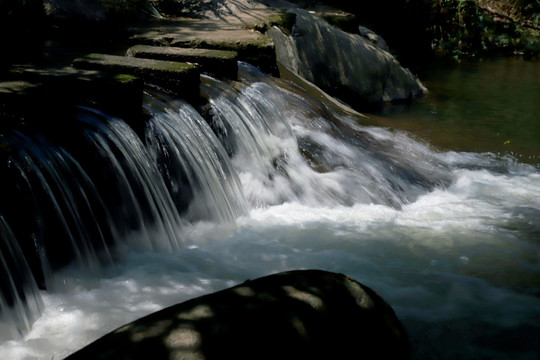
[127,45,238,79]
[128,19,277,75]
[0,67,144,129]
[72,53,201,99]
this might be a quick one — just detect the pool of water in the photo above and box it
[376,56,540,163]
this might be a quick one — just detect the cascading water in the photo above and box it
[144,92,248,223]
[78,108,184,253]
[203,63,453,208]
[0,217,43,341]
[0,62,539,359]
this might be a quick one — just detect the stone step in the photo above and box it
[0,67,144,129]
[72,53,201,99]
[127,45,238,79]
[128,19,277,74]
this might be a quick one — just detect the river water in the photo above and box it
[377,56,540,163]
[0,59,539,360]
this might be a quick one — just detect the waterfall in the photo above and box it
[0,61,503,340]
[0,96,250,339]
[0,131,116,289]
[202,62,452,208]
[0,61,539,359]
[78,108,183,253]
[144,93,248,223]
[0,216,43,340]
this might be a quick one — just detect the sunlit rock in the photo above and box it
[127,45,239,79]
[268,9,427,109]
[73,53,200,101]
[65,269,410,359]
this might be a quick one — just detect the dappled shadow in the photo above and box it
[66,270,410,359]
[177,0,276,24]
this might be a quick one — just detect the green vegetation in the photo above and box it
[253,11,298,36]
[1,0,538,69]
[430,0,540,59]
[302,0,539,66]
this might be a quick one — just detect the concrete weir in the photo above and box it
[127,45,239,79]
[128,18,277,74]
[1,0,282,125]
[72,53,201,100]
[0,67,143,128]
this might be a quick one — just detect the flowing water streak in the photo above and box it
[3,132,115,288]
[144,93,248,223]
[202,63,453,208]
[0,63,539,360]
[79,109,183,252]
[0,217,43,341]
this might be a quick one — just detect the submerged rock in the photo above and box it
[268,9,427,109]
[65,269,410,360]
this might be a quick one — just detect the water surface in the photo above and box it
[378,57,540,163]
[0,61,538,360]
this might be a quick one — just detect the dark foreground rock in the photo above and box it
[65,269,410,360]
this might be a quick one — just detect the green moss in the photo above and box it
[272,12,297,36]
[113,74,140,83]
[75,53,198,74]
[320,13,359,34]
[253,11,297,36]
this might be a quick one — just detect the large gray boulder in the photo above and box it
[65,269,410,359]
[268,9,427,108]
[358,25,390,52]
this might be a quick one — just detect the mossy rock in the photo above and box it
[73,53,201,100]
[0,67,144,128]
[127,45,239,79]
[168,38,277,75]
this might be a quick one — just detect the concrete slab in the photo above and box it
[72,53,201,99]
[0,67,144,127]
[127,45,238,79]
[128,18,277,74]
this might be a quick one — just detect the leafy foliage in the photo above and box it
[432,0,487,57]
[307,0,539,63]
[431,0,540,59]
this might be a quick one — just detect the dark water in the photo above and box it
[377,57,540,163]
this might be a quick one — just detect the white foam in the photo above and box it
[2,67,540,360]
[2,167,539,359]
